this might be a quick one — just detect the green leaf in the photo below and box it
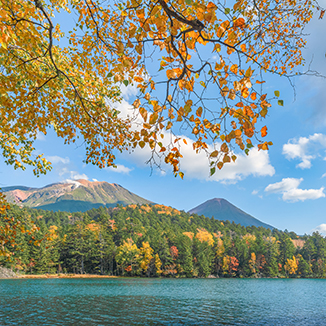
[107,72,113,78]
[224,8,230,14]
[245,149,249,155]
[274,90,280,97]
[185,0,192,4]
[278,100,284,106]
[210,167,216,176]
[246,143,254,149]
[123,80,129,86]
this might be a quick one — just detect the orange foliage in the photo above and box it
[108,219,117,231]
[87,223,100,233]
[183,232,194,240]
[170,246,179,260]
[125,265,132,272]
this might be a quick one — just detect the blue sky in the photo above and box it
[1,6,326,235]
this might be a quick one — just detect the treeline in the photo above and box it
[1,204,326,278]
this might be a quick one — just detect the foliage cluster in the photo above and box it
[0,0,322,177]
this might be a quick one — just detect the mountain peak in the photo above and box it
[2,180,152,212]
[189,198,274,229]
[206,198,228,204]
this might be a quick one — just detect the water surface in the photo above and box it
[1,278,325,325]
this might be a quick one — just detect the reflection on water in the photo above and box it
[0,278,326,325]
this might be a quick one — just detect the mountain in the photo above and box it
[2,179,152,212]
[188,198,274,229]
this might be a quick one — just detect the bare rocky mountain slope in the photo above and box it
[2,179,152,212]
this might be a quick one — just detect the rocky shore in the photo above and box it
[0,266,19,279]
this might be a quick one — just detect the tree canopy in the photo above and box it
[2,204,326,278]
[0,0,323,177]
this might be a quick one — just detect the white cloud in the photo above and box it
[311,224,326,235]
[265,177,325,202]
[36,131,46,141]
[45,155,88,181]
[283,187,325,202]
[107,164,133,174]
[121,131,275,183]
[58,167,69,176]
[46,155,70,165]
[120,83,139,100]
[283,133,326,169]
[69,171,89,180]
[180,141,275,183]
[92,178,98,182]
[252,190,258,195]
[265,178,302,193]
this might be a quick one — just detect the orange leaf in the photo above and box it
[250,92,257,101]
[207,2,217,11]
[166,70,176,79]
[230,64,238,75]
[234,18,245,29]
[261,126,267,137]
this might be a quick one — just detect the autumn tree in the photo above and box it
[116,238,140,275]
[222,255,239,277]
[154,253,163,276]
[248,252,257,275]
[284,255,298,276]
[139,241,154,275]
[0,0,323,178]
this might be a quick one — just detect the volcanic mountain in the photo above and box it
[2,179,152,212]
[188,198,274,229]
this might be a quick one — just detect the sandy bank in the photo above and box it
[19,274,118,279]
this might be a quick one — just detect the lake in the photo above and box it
[0,278,325,325]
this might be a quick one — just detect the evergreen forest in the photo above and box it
[1,204,326,279]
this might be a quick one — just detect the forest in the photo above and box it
[1,204,325,279]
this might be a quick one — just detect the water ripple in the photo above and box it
[0,278,326,325]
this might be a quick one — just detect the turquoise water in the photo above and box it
[0,278,326,325]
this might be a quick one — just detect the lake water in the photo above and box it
[0,278,325,325]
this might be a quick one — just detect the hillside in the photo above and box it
[188,198,274,229]
[2,203,321,279]
[2,179,152,212]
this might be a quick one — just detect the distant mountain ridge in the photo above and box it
[188,198,274,229]
[2,179,152,212]
[3,181,274,228]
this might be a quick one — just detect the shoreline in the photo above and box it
[2,274,118,279]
